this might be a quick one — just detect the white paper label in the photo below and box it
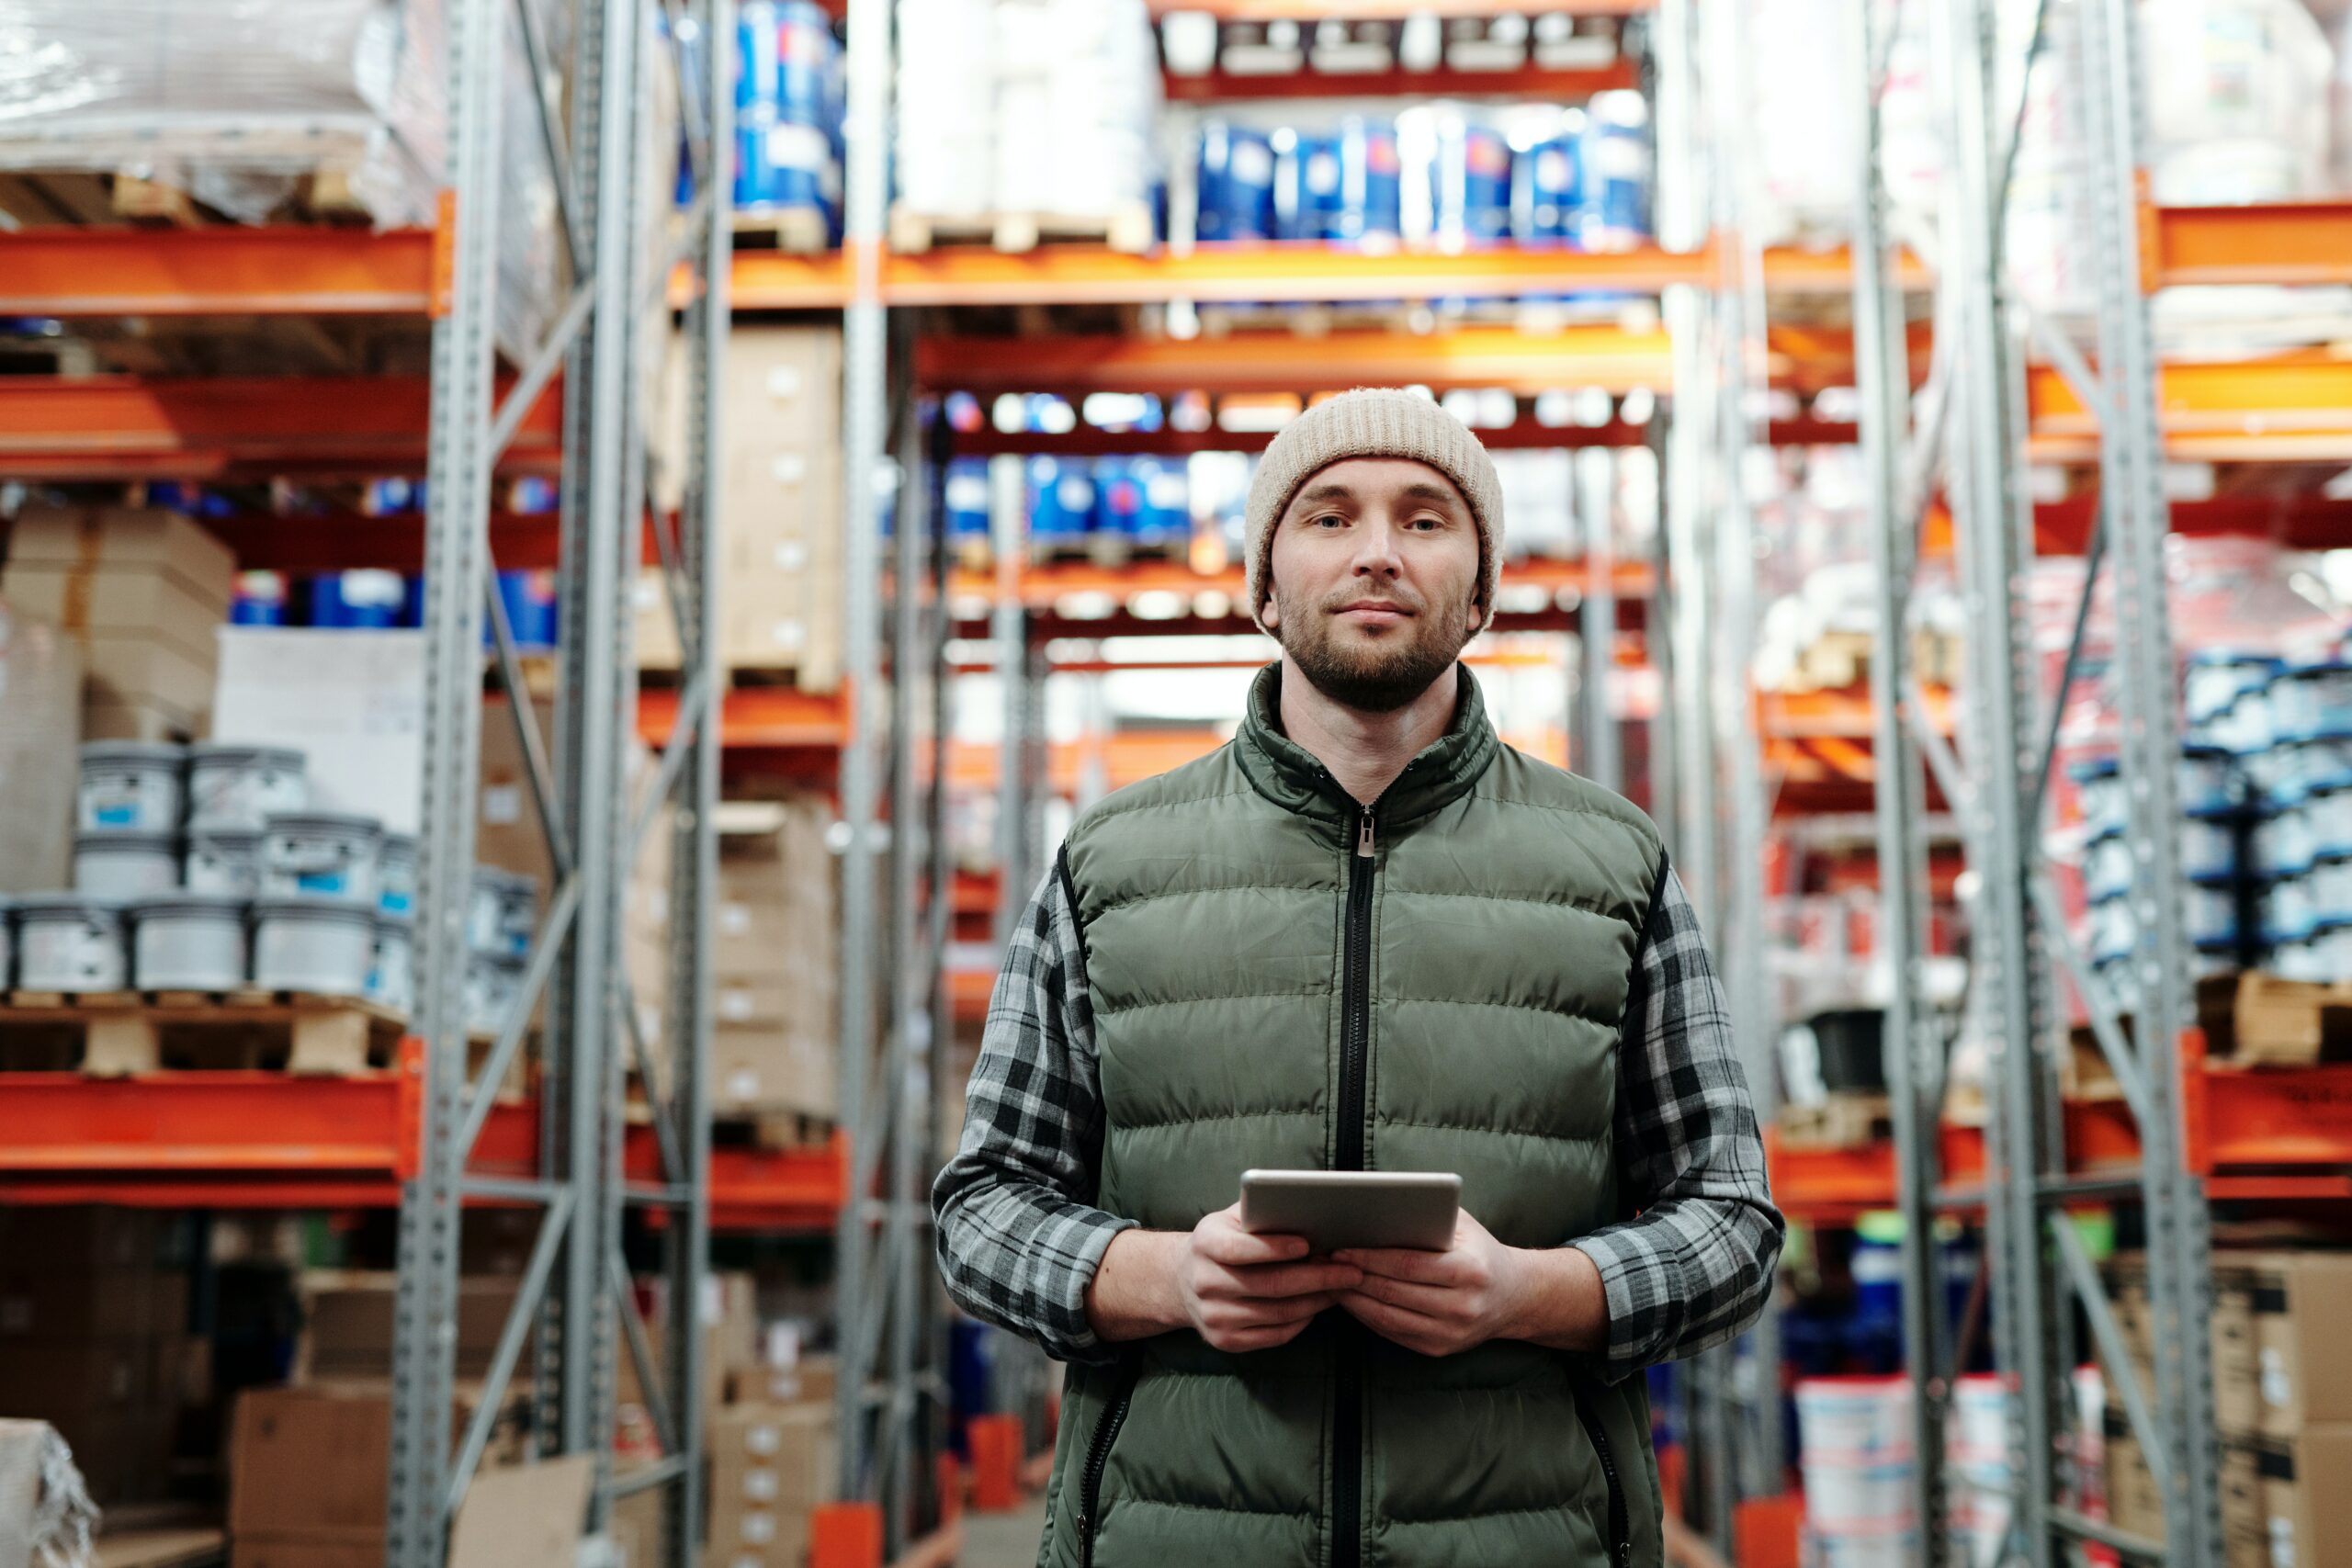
[765,1322,802,1368]
[720,989,754,1022]
[741,1468,779,1503]
[699,1275,725,1325]
[767,619,808,651]
[483,784,524,826]
[739,1511,776,1546]
[727,1068,759,1100]
[2270,1517,2295,1568]
[2261,1347,2291,1408]
[773,541,809,571]
[720,903,753,936]
[770,453,808,485]
[746,1424,782,1458]
[765,367,805,400]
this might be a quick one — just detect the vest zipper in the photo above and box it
[1574,1394,1634,1568]
[1076,1361,1141,1568]
[1333,801,1376,1567]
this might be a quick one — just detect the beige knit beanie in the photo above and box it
[1244,389,1506,631]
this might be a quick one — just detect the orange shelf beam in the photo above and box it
[2029,352,2352,465]
[706,1131,848,1234]
[2146,200,2352,288]
[638,684,852,750]
[0,375,563,480]
[0,226,438,318]
[1162,61,1638,101]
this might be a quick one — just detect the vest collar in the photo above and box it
[1235,661,1500,831]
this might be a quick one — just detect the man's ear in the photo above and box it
[1261,590,1282,631]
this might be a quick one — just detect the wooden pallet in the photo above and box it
[2210,970,2352,1066]
[0,167,372,230]
[889,201,1154,256]
[1777,1092,1891,1152]
[731,206,831,254]
[0,989,405,1076]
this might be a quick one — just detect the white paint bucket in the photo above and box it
[377,834,419,917]
[74,833,182,900]
[16,897,128,991]
[77,741,186,833]
[1800,1457,1915,1528]
[368,913,414,1016]
[185,829,264,897]
[469,868,537,959]
[130,894,251,991]
[1796,1376,1914,1464]
[466,949,526,1036]
[186,743,307,832]
[252,896,376,997]
[262,812,384,906]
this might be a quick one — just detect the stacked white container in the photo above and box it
[1796,1376,1918,1566]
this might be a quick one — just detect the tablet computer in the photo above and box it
[1237,1169,1462,1255]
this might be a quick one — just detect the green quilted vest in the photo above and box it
[1035,664,1669,1568]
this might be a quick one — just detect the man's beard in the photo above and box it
[1272,584,1471,714]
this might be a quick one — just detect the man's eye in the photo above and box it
[1312,514,1344,527]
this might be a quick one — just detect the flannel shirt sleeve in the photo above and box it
[932,856,1136,1365]
[1574,862,1786,1378]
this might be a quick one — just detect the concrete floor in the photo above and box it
[956,1495,1047,1568]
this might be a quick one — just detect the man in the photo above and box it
[933,389,1782,1568]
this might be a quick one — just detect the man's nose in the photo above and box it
[1351,518,1404,576]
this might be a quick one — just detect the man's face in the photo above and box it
[1261,457,1485,713]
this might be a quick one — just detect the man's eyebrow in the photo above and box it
[1295,482,1355,505]
[1400,480,1464,509]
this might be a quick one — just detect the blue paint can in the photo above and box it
[1511,131,1582,243]
[1131,456,1189,547]
[1272,130,1340,242]
[1197,121,1275,243]
[738,0,835,120]
[736,111,836,213]
[1577,92,1653,249]
[1430,114,1513,244]
[1027,458,1095,545]
[1092,458,1144,540]
[944,458,991,542]
[1330,117,1402,243]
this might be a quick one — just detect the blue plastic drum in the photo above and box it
[1511,132,1582,242]
[1577,91,1652,249]
[738,0,835,119]
[1430,116,1513,243]
[1131,456,1189,548]
[1092,458,1144,541]
[944,458,991,543]
[1197,122,1275,243]
[1331,117,1402,243]
[1273,130,1340,242]
[1027,457,1095,547]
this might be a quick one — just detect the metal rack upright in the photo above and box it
[384,0,731,1558]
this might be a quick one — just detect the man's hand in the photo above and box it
[1086,1204,1363,1354]
[1334,1212,1608,1358]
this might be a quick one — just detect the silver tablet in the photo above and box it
[1237,1168,1462,1255]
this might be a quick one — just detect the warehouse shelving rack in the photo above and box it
[1836,1,2352,1565]
[0,0,738,1560]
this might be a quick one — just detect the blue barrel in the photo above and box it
[1430,115,1513,244]
[1026,457,1094,546]
[1092,458,1144,541]
[944,457,991,542]
[1272,130,1340,242]
[736,111,834,211]
[232,572,289,628]
[737,0,833,120]
[1197,121,1275,243]
[1510,131,1582,243]
[1331,117,1402,243]
[495,570,560,650]
[315,570,408,630]
[1577,92,1653,249]
[1131,456,1189,547]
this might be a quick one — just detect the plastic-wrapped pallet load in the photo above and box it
[893,0,1159,234]
[0,0,567,360]
[1795,1375,1917,1566]
[2143,0,2334,205]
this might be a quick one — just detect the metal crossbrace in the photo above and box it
[512,0,586,274]
[630,666,711,859]
[484,574,578,877]
[2075,0,2226,1558]
[617,968,687,1184]
[1907,671,1974,813]
[2026,495,2106,832]
[2027,875,2155,1126]
[492,283,597,461]
[458,872,583,1154]
[2051,1215,2171,1493]
[610,1247,680,1456]
[447,1192,575,1513]
[1850,0,1951,1551]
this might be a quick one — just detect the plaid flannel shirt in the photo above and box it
[932,840,1784,1377]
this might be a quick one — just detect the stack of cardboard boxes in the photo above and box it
[710,798,839,1120]
[638,325,844,692]
[696,1273,839,1568]
[0,1209,195,1507]
[2106,1248,2352,1565]
[5,505,233,742]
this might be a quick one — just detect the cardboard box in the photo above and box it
[2261,1424,2352,1568]
[2104,1425,2161,1543]
[2212,1255,2263,1438]
[723,328,842,458]
[476,694,558,895]
[6,506,234,740]
[297,1272,524,1385]
[2221,1438,2267,1568]
[213,629,425,834]
[2249,1250,2352,1436]
[0,604,80,890]
[705,1404,835,1568]
[229,1388,393,1544]
[235,1457,590,1568]
[0,1337,153,1425]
